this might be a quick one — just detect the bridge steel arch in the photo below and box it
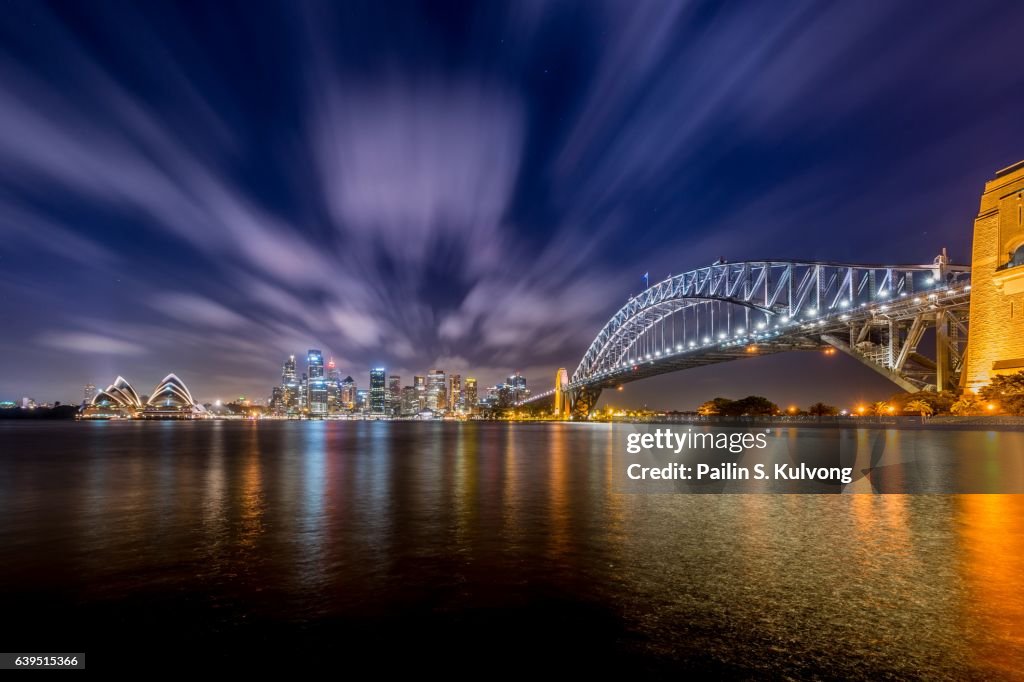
[520,254,971,418]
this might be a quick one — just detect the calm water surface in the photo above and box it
[1,421,1023,676]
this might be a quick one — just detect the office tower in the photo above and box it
[308,375,327,416]
[83,383,96,405]
[507,372,528,404]
[427,369,446,412]
[387,375,401,416]
[464,377,478,414]
[400,386,417,416]
[270,386,284,414]
[447,374,461,412]
[326,357,340,412]
[307,349,324,379]
[281,355,300,413]
[283,354,296,384]
[327,380,340,413]
[356,388,369,412]
[306,350,326,415]
[340,376,356,410]
[370,368,386,415]
[414,375,426,411]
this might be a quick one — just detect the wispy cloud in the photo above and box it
[39,332,145,356]
[2,0,1023,404]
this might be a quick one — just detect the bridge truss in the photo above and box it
[522,254,971,417]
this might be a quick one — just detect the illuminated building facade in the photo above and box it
[965,160,1024,392]
[388,375,401,416]
[340,376,356,410]
[427,370,446,412]
[370,368,386,415]
[447,374,461,412]
[464,377,478,414]
[307,350,327,415]
[414,375,426,411]
[506,372,528,404]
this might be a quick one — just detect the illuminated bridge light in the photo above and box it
[879,290,890,297]
[736,328,745,335]
[688,341,696,347]
[839,300,849,307]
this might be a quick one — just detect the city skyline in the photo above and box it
[3,2,1024,408]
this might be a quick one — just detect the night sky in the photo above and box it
[2,1,1024,409]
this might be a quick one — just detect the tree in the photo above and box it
[895,390,954,416]
[698,397,733,416]
[979,370,1024,416]
[950,394,983,416]
[872,401,893,416]
[905,399,934,422]
[808,402,838,418]
[721,395,778,416]
[979,370,1024,400]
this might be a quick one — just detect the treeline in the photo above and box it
[0,405,80,420]
[697,370,1024,418]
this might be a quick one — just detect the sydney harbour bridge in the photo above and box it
[521,251,973,418]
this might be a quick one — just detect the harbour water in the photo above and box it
[1,421,1022,675]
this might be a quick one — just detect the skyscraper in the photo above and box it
[326,357,340,412]
[427,369,446,412]
[307,349,324,379]
[387,375,401,416]
[307,350,326,415]
[270,386,284,413]
[447,374,461,412]
[414,375,426,411]
[282,355,296,384]
[370,368,386,415]
[507,372,528,404]
[400,386,417,416]
[464,377,478,414]
[282,354,299,413]
[83,383,96,405]
[340,376,356,410]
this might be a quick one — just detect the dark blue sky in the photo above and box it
[1,0,1023,408]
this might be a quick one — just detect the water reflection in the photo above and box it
[957,495,1024,678]
[0,421,1022,674]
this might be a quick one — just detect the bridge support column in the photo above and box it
[553,368,570,419]
[935,310,952,391]
[570,386,602,420]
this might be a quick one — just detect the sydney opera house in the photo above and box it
[80,374,207,419]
